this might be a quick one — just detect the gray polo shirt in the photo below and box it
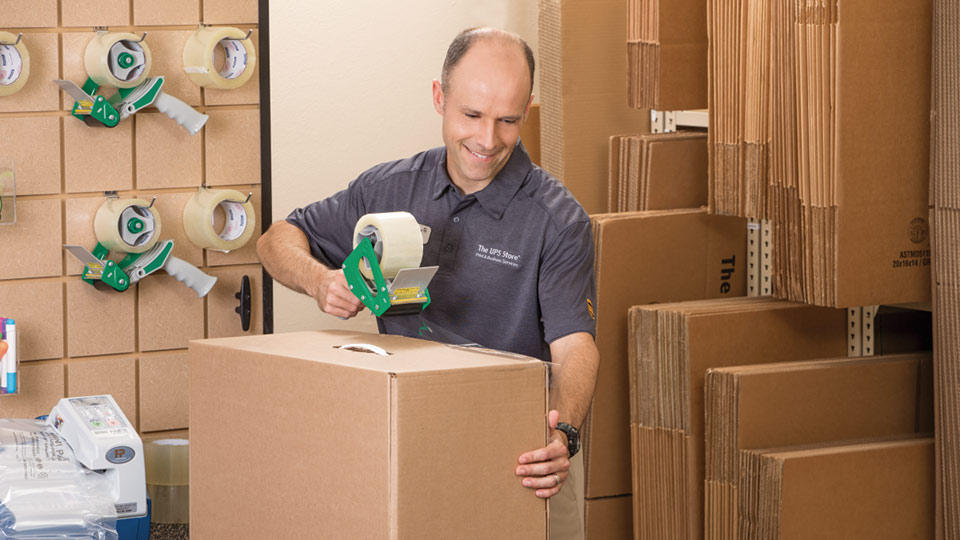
[286,142,596,361]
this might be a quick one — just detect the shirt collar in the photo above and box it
[432,140,534,219]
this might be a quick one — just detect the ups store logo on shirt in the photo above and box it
[475,244,521,269]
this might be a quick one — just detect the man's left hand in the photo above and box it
[516,409,570,499]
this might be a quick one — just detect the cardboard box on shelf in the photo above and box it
[608,132,707,213]
[709,0,933,307]
[190,330,547,540]
[627,0,707,110]
[586,209,747,499]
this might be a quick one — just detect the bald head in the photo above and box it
[441,27,535,95]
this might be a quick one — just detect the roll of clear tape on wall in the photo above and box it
[0,32,30,97]
[182,26,256,90]
[84,32,152,89]
[352,212,423,280]
[182,188,256,252]
[144,438,189,525]
[94,198,161,254]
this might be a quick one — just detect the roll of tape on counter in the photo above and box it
[352,212,423,280]
[183,189,256,252]
[94,198,161,254]
[0,32,29,97]
[182,26,256,90]
[84,32,151,89]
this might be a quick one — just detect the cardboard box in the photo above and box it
[704,353,933,540]
[930,0,960,534]
[520,103,541,167]
[587,209,747,498]
[710,0,933,307]
[608,132,707,212]
[628,297,850,539]
[539,0,649,214]
[627,0,707,110]
[190,330,547,539]
[585,495,632,540]
[754,437,934,539]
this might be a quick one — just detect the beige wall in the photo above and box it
[269,1,539,332]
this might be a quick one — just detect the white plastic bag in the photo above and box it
[0,419,117,539]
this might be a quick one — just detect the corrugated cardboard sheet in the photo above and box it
[627,297,849,539]
[587,209,746,499]
[608,132,708,212]
[190,331,547,539]
[754,437,934,539]
[539,0,649,214]
[704,353,933,540]
[709,0,932,307]
[931,0,960,536]
[627,0,707,110]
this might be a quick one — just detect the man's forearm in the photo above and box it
[257,220,332,298]
[548,332,600,429]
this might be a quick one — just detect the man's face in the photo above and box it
[433,40,533,194]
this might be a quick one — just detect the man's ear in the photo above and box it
[432,79,445,115]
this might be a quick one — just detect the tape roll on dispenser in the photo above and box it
[84,32,152,89]
[94,197,162,254]
[352,212,424,281]
[0,32,29,97]
[183,188,256,252]
[182,26,256,90]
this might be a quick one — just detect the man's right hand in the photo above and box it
[258,221,365,319]
[311,268,365,319]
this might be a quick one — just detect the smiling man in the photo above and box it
[257,28,599,539]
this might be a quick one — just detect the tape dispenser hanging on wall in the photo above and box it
[54,31,208,134]
[182,26,257,89]
[64,195,218,297]
[0,32,29,97]
[183,188,256,252]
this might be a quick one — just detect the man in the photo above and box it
[257,28,599,539]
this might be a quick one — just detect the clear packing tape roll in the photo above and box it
[353,212,423,280]
[84,32,152,89]
[183,188,256,252]
[182,26,256,90]
[94,197,161,254]
[144,438,189,524]
[0,32,29,97]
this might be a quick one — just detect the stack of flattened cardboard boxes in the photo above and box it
[753,437,934,539]
[709,0,933,307]
[626,0,707,110]
[627,298,849,539]
[704,353,933,539]
[189,331,547,539]
[586,209,746,533]
[931,0,960,535]
[539,0,649,214]
[608,132,707,213]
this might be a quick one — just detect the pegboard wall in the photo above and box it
[0,0,264,435]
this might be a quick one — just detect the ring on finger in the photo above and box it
[553,473,561,486]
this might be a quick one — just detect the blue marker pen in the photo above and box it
[4,319,15,394]
[0,318,5,394]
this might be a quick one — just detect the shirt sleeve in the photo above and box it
[285,176,367,268]
[538,219,598,343]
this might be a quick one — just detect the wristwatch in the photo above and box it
[556,422,581,458]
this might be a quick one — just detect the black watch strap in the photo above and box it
[556,422,580,457]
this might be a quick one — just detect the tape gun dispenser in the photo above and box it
[343,212,438,317]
